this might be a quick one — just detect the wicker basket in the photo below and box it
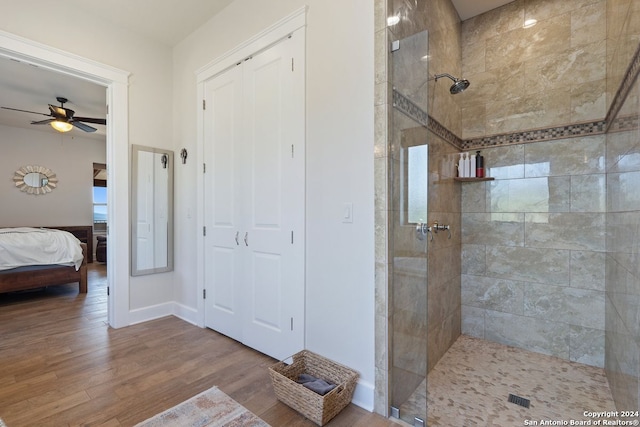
[268,350,359,426]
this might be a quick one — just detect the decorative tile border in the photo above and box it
[608,114,640,133]
[461,120,607,149]
[393,89,463,149]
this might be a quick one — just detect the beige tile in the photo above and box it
[524,212,605,251]
[486,246,570,285]
[571,174,606,212]
[462,274,524,314]
[426,335,615,425]
[571,0,607,48]
[461,0,524,42]
[524,135,606,177]
[571,78,607,122]
[525,0,602,22]
[462,212,525,246]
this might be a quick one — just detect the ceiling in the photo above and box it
[0,1,507,139]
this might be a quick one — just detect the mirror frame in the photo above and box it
[130,145,174,276]
[13,165,58,195]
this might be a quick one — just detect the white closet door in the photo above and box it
[241,35,305,360]
[203,65,244,342]
[203,33,305,361]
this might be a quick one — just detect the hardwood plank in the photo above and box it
[0,264,398,426]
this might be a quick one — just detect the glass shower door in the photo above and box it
[389,29,429,426]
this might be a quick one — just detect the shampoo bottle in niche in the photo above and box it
[462,152,470,178]
[475,151,484,178]
[457,153,465,177]
[469,152,476,178]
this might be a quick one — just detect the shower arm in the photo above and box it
[428,73,458,83]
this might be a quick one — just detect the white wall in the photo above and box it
[172,0,376,409]
[0,124,105,227]
[0,2,176,312]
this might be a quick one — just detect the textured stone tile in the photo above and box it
[462,274,524,314]
[426,335,615,425]
[461,305,485,338]
[571,0,607,48]
[486,86,572,134]
[525,0,602,22]
[524,135,606,177]
[461,180,486,212]
[486,14,571,71]
[461,0,524,42]
[428,275,461,332]
[485,310,570,359]
[524,212,605,251]
[524,41,606,95]
[570,250,605,291]
[571,174,606,212]
[571,77,607,122]
[489,177,555,213]
[462,244,486,276]
[606,130,640,173]
[523,283,605,329]
[462,212,525,246]
[570,325,605,367]
[486,246,570,285]
[484,144,525,180]
[607,171,640,211]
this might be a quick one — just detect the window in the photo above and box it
[93,163,107,232]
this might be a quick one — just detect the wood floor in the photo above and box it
[0,264,398,427]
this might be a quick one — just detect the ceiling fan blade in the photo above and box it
[2,106,51,117]
[71,121,97,133]
[73,116,106,125]
[31,118,55,125]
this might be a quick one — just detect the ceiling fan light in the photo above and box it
[50,120,73,133]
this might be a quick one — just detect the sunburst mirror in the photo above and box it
[13,165,58,195]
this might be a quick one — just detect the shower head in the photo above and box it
[430,73,470,94]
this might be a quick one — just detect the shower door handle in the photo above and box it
[416,223,433,241]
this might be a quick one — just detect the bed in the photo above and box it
[0,227,88,294]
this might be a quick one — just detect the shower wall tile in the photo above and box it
[485,88,572,135]
[484,144,525,179]
[606,129,640,173]
[462,212,525,246]
[461,305,485,338]
[428,275,461,331]
[524,0,602,23]
[489,178,557,213]
[571,78,607,123]
[484,310,570,359]
[524,40,606,95]
[523,283,605,330]
[461,274,524,314]
[485,14,571,72]
[462,244,486,276]
[571,0,607,48]
[524,135,606,177]
[461,181,486,212]
[570,250,605,291]
[462,60,526,108]
[608,171,640,211]
[570,325,605,367]
[524,212,605,251]
[570,174,606,212]
[460,103,486,139]
[461,0,523,42]
[486,246,570,285]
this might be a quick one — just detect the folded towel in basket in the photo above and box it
[303,379,337,395]
[297,373,317,384]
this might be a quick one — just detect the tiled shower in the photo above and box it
[374,0,640,423]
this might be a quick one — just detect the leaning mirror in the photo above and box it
[13,165,58,195]
[131,145,174,276]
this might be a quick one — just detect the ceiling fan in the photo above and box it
[1,96,106,133]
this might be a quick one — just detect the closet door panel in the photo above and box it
[242,36,305,360]
[203,65,244,342]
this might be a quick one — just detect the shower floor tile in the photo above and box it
[417,335,617,426]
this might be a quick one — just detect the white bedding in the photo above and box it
[0,227,84,271]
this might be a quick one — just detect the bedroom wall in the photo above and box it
[0,2,176,313]
[0,124,105,227]
[172,0,376,409]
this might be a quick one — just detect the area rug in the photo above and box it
[134,386,271,427]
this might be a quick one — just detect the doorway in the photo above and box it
[0,30,130,327]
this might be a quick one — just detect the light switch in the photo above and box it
[342,203,353,223]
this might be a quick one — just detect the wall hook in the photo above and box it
[180,148,188,164]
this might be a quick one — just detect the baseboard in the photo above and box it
[128,302,173,325]
[172,302,199,326]
[351,379,375,412]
